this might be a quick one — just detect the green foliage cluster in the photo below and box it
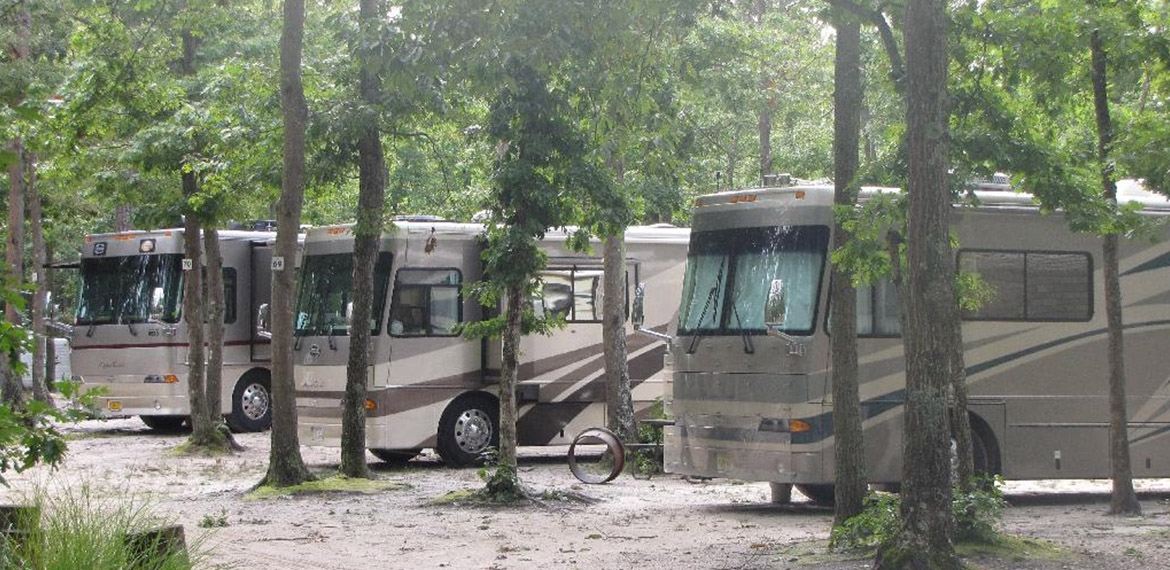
[830,476,1007,553]
[0,285,100,486]
[631,398,666,477]
[0,485,200,570]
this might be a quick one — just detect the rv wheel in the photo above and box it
[140,415,188,432]
[370,448,421,464]
[226,373,272,433]
[436,395,499,467]
[795,484,835,506]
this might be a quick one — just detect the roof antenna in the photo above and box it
[715,171,722,191]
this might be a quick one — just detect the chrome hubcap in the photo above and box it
[241,383,270,421]
[454,408,492,454]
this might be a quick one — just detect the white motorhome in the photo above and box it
[648,180,1170,503]
[71,229,282,431]
[294,221,689,466]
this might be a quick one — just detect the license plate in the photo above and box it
[108,401,123,412]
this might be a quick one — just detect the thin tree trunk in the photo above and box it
[264,0,313,486]
[498,285,523,472]
[182,184,215,446]
[1090,25,1140,517]
[2,0,30,406]
[875,0,959,568]
[28,156,51,403]
[829,7,866,527]
[178,23,217,448]
[44,244,55,386]
[603,234,635,441]
[950,299,974,491]
[114,205,134,232]
[754,0,772,185]
[203,229,225,424]
[340,0,389,479]
[3,143,26,407]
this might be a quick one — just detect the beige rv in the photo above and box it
[650,180,1170,503]
[294,220,689,466]
[72,229,281,432]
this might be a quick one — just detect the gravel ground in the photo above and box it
[2,418,1168,570]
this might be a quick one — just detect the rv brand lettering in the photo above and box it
[99,360,125,369]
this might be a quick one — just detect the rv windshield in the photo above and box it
[678,226,829,336]
[294,252,392,336]
[76,254,184,325]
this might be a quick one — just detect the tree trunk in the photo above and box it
[603,234,635,441]
[340,0,389,479]
[3,143,26,407]
[2,0,30,406]
[754,0,772,184]
[28,156,50,403]
[950,299,974,492]
[875,0,959,568]
[264,0,313,486]
[182,182,215,446]
[499,284,523,472]
[203,229,225,424]
[829,7,866,527]
[114,205,134,232]
[1090,25,1140,517]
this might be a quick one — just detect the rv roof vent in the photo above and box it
[763,173,792,187]
[647,222,677,228]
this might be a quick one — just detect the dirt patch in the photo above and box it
[2,418,1168,569]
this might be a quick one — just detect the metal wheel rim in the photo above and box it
[453,409,492,454]
[241,383,270,421]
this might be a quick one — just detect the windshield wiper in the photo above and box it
[729,302,754,354]
[687,258,726,354]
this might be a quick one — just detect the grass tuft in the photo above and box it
[0,484,205,570]
[246,475,409,500]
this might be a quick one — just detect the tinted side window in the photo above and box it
[960,250,1091,322]
[389,268,462,337]
[534,267,605,323]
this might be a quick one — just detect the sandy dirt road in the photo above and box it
[2,418,1168,570]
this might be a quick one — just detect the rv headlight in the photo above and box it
[364,399,377,411]
[144,374,179,384]
[72,374,85,384]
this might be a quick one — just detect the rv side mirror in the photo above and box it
[764,279,787,328]
[256,303,272,339]
[632,283,647,329]
[345,302,355,329]
[148,287,167,323]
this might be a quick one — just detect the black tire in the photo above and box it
[796,484,836,505]
[140,415,188,432]
[225,373,272,433]
[370,448,421,464]
[435,394,499,467]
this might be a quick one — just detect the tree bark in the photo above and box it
[754,0,772,184]
[28,156,50,403]
[339,0,389,479]
[203,228,225,424]
[264,0,314,486]
[603,234,635,441]
[114,205,134,232]
[181,187,215,445]
[875,0,960,568]
[829,7,867,527]
[498,284,523,472]
[2,0,30,406]
[3,147,26,406]
[1090,25,1141,517]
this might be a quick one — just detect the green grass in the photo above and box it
[956,535,1071,564]
[0,484,204,570]
[247,475,409,500]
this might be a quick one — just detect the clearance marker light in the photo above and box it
[794,190,806,199]
[327,227,348,235]
[789,419,812,433]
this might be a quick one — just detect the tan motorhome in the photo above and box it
[72,229,281,432]
[294,220,689,466]
[647,179,1170,503]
